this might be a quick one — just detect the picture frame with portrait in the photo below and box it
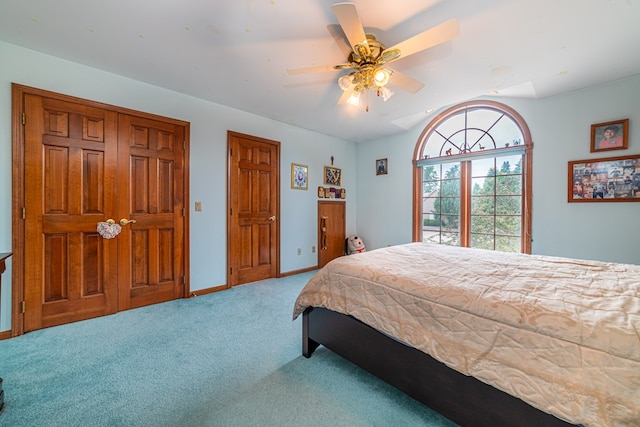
[324,166,342,186]
[376,158,388,175]
[291,163,308,190]
[590,119,628,153]
[568,154,640,202]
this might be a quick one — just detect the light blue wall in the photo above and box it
[0,41,357,331]
[356,75,640,264]
[2,39,638,332]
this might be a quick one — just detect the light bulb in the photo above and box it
[373,68,391,87]
[347,91,361,106]
[338,74,354,91]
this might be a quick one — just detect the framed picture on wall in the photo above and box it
[291,163,308,190]
[324,166,342,186]
[376,158,388,175]
[590,119,629,153]
[568,154,640,202]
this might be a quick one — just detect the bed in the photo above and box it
[292,243,640,427]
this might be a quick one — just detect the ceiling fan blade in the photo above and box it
[332,2,369,54]
[387,68,425,93]
[385,19,459,62]
[287,65,340,75]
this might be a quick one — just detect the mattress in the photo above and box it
[293,243,640,427]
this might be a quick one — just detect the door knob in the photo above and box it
[268,216,276,221]
[97,219,121,239]
[120,218,137,226]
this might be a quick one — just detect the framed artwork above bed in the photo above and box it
[568,154,640,202]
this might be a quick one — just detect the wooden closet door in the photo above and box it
[117,115,186,309]
[19,89,188,333]
[23,94,119,331]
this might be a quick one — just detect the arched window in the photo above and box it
[412,101,533,253]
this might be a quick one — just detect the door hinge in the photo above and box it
[182,276,185,285]
[182,208,186,217]
[183,140,186,150]
[21,301,25,313]
[229,208,232,216]
[230,267,232,275]
[22,206,26,219]
[22,112,25,125]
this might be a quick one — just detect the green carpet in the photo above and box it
[0,272,457,426]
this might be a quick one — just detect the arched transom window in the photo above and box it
[412,101,533,253]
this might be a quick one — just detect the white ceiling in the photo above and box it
[1,0,640,142]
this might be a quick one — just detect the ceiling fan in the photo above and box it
[287,2,459,110]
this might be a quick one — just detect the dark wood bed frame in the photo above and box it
[302,307,579,427]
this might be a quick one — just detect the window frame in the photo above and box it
[412,100,533,253]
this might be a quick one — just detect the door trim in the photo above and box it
[10,83,191,337]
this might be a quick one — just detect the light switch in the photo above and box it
[195,201,202,211]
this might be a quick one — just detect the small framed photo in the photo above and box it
[291,163,308,190]
[324,166,342,186]
[376,158,388,175]
[568,154,640,202]
[590,119,628,153]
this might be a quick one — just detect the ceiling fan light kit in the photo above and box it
[287,2,459,111]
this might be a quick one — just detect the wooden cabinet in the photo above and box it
[317,201,345,268]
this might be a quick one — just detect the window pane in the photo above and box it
[423,212,440,230]
[442,180,460,198]
[496,176,521,195]
[471,194,495,215]
[491,116,524,148]
[471,233,495,250]
[472,157,496,178]
[473,176,495,195]
[442,233,460,246]
[440,197,460,215]
[423,229,441,244]
[441,214,459,231]
[496,196,521,215]
[471,214,494,233]
[496,155,522,175]
[422,164,441,192]
[422,197,439,219]
[496,215,521,235]
[442,163,460,179]
[496,235,521,253]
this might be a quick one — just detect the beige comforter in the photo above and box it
[293,243,640,427]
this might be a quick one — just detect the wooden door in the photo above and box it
[317,201,346,268]
[227,131,280,287]
[23,94,119,330]
[17,85,188,333]
[117,115,186,309]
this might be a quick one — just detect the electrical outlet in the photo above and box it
[311,246,316,253]
[297,248,302,255]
